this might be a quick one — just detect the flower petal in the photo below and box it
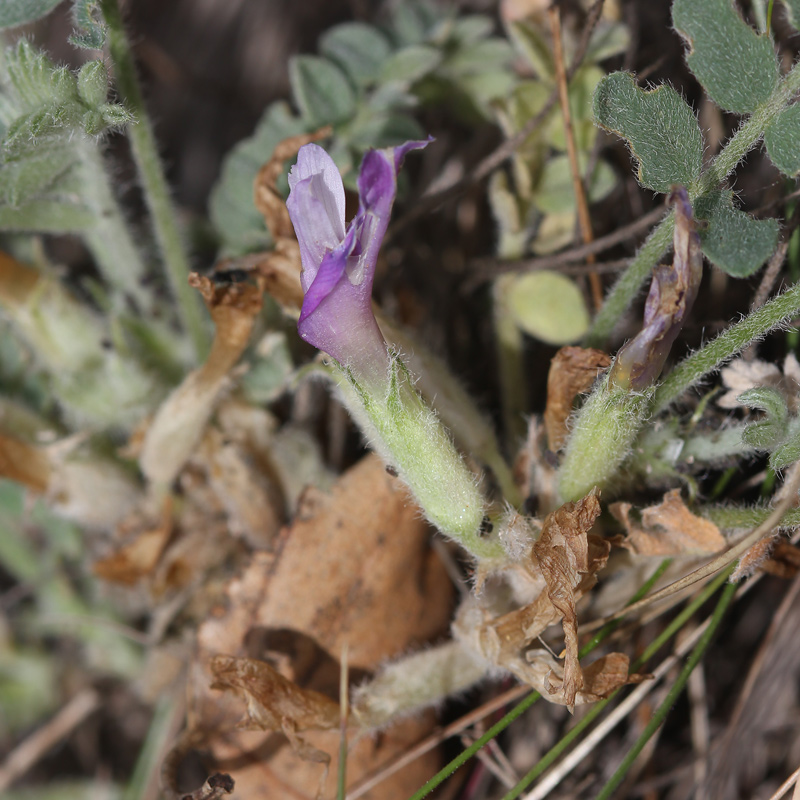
[287,144,347,289]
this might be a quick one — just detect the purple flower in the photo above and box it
[287,140,430,385]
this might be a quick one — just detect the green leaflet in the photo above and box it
[0,0,62,29]
[208,102,307,257]
[694,191,779,277]
[673,0,778,114]
[380,45,442,83]
[764,103,800,176]
[593,72,703,193]
[738,387,789,448]
[289,55,357,127]
[779,0,800,30]
[319,22,393,88]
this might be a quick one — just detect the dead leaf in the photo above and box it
[610,489,726,557]
[717,354,800,413]
[210,654,339,785]
[532,490,605,707]
[93,503,173,585]
[544,347,611,451]
[173,454,453,799]
[762,540,800,579]
[0,432,50,492]
[139,276,264,486]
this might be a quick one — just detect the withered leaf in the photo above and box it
[139,275,264,486]
[544,346,611,452]
[0,432,51,492]
[611,489,725,557]
[210,655,339,759]
[93,500,173,585]
[532,491,605,707]
[178,455,452,800]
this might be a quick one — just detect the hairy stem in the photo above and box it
[583,213,673,348]
[100,0,208,361]
[77,137,152,313]
[654,280,800,411]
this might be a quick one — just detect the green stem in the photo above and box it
[584,213,674,348]
[593,579,737,800]
[704,504,800,530]
[653,280,800,412]
[77,137,153,313]
[100,0,208,361]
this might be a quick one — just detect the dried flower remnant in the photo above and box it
[610,186,703,390]
[610,489,726,558]
[544,346,611,451]
[287,142,497,560]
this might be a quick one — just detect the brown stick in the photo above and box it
[548,4,603,310]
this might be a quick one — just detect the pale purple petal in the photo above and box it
[287,144,347,290]
[289,138,431,383]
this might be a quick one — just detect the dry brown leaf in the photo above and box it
[762,540,800,578]
[197,427,283,550]
[527,650,646,704]
[543,347,611,451]
[0,432,50,492]
[731,534,776,582]
[93,503,173,585]
[210,654,339,782]
[532,491,604,707]
[139,276,264,486]
[173,454,453,800]
[610,489,726,557]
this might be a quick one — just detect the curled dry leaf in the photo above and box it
[610,489,726,557]
[454,491,633,709]
[93,499,173,586]
[731,533,777,582]
[139,275,264,486]
[532,490,605,707]
[173,455,452,799]
[210,655,339,779]
[544,346,611,451]
[0,432,51,492]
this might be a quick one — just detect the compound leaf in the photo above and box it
[289,56,356,127]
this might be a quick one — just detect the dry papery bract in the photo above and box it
[455,492,646,710]
[166,455,453,800]
[544,346,611,452]
[610,489,726,558]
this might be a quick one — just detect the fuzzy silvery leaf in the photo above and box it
[390,0,443,46]
[319,22,392,88]
[0,148,77,206]
[0,199,93,231]
[69,0,105,49]
[289,56,356,127]
[694,191,779,277]
[593,72,703,193]
[0,0,63,29]
[779,0,800,30]
[209,102,307,256]
[764,103,800,177]
[448,15,494,45]
[770,417,800,471]
[738,387,789,449]
[673,0,779,114]
[380,45,442,84]
[77,60,108,107]
[349,111,425,150]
